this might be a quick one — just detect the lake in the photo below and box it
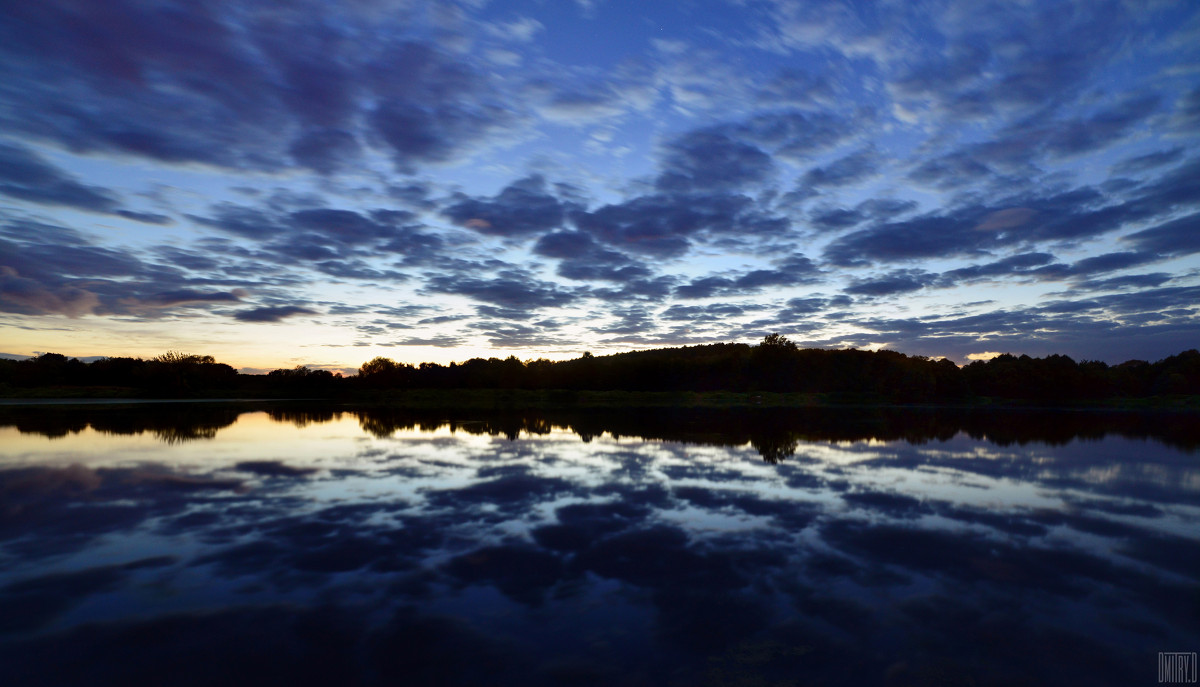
[1,403,1197,686]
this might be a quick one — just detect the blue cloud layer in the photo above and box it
[0,0,1197,362]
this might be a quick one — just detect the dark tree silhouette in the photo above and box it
[2,344,1199,403]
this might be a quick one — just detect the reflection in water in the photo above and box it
[5,402,1199,452]
[2,405,243,444]
[0,404,1197,686]
[267,407,344,428]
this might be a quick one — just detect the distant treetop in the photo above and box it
[759,333,798,350]
[154,351,217,365]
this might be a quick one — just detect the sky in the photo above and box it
[1,0,1198,374]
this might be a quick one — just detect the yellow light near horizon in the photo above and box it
[966,351,1005,361]
[1,313,360,374]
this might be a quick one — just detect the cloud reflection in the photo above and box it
[0,404,1196,685]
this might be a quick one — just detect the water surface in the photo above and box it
[1,404,1197,686]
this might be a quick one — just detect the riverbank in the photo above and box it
[4,387,1198,412]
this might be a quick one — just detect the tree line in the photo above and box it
[1,336,1198,402]
[0,351,338,397]
[354,335,1200,402]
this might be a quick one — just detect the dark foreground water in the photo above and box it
[1,404,1197,686]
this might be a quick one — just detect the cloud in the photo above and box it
[0,1,287,168]
[808,198,917,232]
[0,219,296,321]
[255,26,359,130]
[0,143,119,211]
[675,255,821,299]
[940,252,1058,284]
[844,269,938,297]
[732,109,859,162]
[288,128,361,175]
[808,207,865,231]
[823,163,1200,267]
[1069,273,1175,292]
[527,58,659,124]
[755,67,838,108]
[424,272,578,310]
[468,322,567,348]
[573,192,790,258]
[232,305,317,323]
[891,41,991,108]
[858,200,916,220]
[656,129,774,192]
[841,490,932,519]
[387,182,438,210]
[216,206,418,250]
[799,146,879,189]
[908,151,996,189]
[0,562,156,634]
[890,0,1133,120]
[442,543,564,606]
[233,461,318,478]
[838,285,1200,363]
[1067,251,1161,276]
[0,266,101,317]
[0,229,144,283]
[1171,86,1200,133]
[533,499,655,552]
[981,93,1162,166]
[530,230,598,260]
[1111,147,1185,175]
[1124,211,1200,257]
[190,202,444,272]
[824,214,981,266]
[423,467,574,516]
[289,208,407,245]
[385,335,465,348]
[0,3,523,176]
[115,210,172,225]
[587,275,677,303]
[190,204,281,240]
[142,289,246,306]
[368,42,522,171]
[0,143,167,223]
[589,307,653,336]
[0,221,154,314]
[919,247,1164,292]
[483,17,545,43]
[903,92,1167,195]
[532,230,652,283]
[0,0,1194,366]
[537,87,627,122]
[775,296,846,323]
[442,175,572,237]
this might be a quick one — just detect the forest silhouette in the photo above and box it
[1,336,1198,404]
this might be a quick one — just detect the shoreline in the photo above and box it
[2,389,1198,412]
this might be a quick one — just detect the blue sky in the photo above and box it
[1,0,1198,373]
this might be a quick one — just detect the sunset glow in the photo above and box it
[2,1,1198,371]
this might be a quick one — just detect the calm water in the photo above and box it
[1,404,1197,686]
